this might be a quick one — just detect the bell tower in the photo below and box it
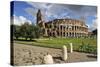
[36,9,46,36]
[37,9,42,25]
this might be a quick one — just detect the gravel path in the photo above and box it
[13,43,97,66]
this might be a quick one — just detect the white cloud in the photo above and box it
[25,7,37,16]
[26,2,53,10]
[87,24,90,28]
[25,2,97,22]
[89,18,97,31]
[13,15,21,25]
[13,15,32,26]
[91,19,97,30]
[25,2,71,21]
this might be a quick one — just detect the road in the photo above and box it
[13,43,97,66]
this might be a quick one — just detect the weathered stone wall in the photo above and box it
[43,19,88,37]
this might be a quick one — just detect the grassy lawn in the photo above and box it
[14,37,97,52]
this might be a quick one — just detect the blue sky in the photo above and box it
[11,1,97,31]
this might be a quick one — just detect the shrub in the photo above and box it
[78,42,97,54]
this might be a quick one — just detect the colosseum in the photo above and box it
[37,9,88,37]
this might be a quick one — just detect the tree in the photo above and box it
[20,22,30,40]
[13,25,21,40]
[32,25,41,38]
[19,22,41,40]
[27,25,37,40]
[92,29,97,35]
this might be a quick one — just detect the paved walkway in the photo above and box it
[13,43,97,66]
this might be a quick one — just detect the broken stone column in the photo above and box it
[43,53,54,64]
[62,45,68,61]
[70,43,73,53]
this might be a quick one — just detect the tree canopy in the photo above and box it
[12,22,41,40]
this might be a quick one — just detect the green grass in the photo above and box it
[14,37,97,53]
[36,38,97,46]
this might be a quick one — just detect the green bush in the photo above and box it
[78,42,97,54]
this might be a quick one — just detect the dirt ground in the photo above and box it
[13,43,97,66]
